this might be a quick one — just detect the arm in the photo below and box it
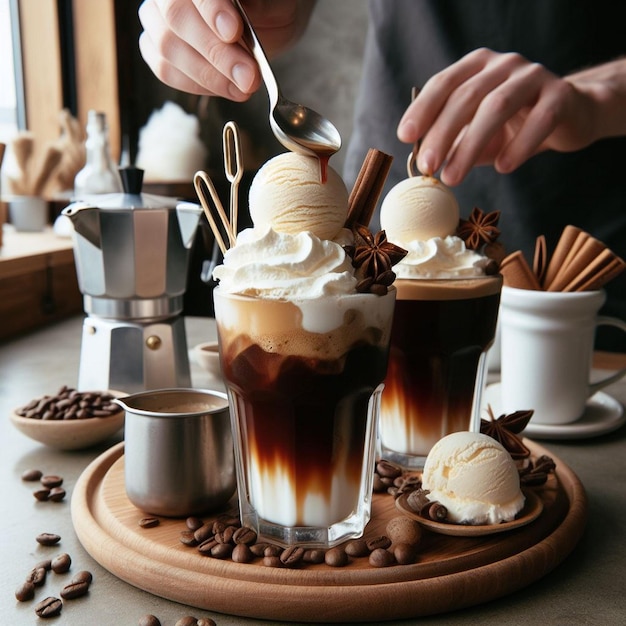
[138,0,316,100]
[397,48,626,186]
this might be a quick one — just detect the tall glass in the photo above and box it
[379,276,502,469]
[213,287,396,548]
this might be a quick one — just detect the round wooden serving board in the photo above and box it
[71,440,587,623]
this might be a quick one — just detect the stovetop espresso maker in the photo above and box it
[63,167,202,392]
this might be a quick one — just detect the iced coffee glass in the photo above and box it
[213,287,396,548]
[379,276,502,469]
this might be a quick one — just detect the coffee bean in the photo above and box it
[231,543,254,563]
[302,549,325,564]
[249,543,270,557]
[263,544,281,558]
[71,570,93,585]
[40,475,63,488]
[48,487,66,502]
[263,555,283,568]
[324,547,348,567]
[366,535,391,551]
[179,530,198,546]
[369,548,396,568]
[15,581,35,601]
[214,526,235,544]
[26,566,47,586]
[60,580,90,600]
[232,526,257,545]
[376,459,403,479]
[280,546,305,566]
[186,516,204,531]
[193,524,214,544]
[138,615,161,626]
[345,539,370,557]
[36,533,61,546]
[33,488,51,502]
[197,619,217,626]
[211,520,226,535]
[210,543,233,559]
[197,539,218,555]
[138,517,160,529]
[22,468,43,481]
[175,616,198,626]
[34,596,62,618]
[393,542,418,565]
[51,553,71,573]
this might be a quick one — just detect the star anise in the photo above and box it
[480,405,533,460]
[346,225,407,293]
[457,207,501,250]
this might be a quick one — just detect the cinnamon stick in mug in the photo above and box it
[542,225,582,289]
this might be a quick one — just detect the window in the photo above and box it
[0,0,23,143]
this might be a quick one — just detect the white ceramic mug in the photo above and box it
[500,286,626,425]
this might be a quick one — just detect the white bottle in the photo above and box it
[73,110,122,196]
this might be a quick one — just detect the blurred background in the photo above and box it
[0,0,369,315]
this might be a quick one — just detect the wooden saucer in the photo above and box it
[396,489,543,537]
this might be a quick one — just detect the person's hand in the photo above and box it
[138,0,315,100]
[397,48,623,186]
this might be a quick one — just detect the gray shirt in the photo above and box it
[344,0,626,349]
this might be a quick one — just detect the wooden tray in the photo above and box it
[71,440,587,622]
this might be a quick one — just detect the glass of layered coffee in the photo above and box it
[380,276,501,468]
[214,288,395,547]
[378,176,503,469]
[209,151,401,547]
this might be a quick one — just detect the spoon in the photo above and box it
[231,0,341,158]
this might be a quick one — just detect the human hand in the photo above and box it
[138,0,315,100]
[397,48,602,185]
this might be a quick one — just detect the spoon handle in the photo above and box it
[231,0,280,106]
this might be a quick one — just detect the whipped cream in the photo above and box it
[393,235,490,279]
[212,226,357,299]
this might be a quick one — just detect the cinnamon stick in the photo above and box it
[572,256,626,292]
[547,235,607,292]
[500,250,542,290]
[533,235,547,285]
[345,148,393,228]
[542,225,582,289]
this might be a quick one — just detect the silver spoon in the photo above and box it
[231,0,341,158]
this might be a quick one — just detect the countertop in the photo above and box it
[2,315,626,625]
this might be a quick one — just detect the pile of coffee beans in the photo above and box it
[15,386,119,420]
[373,459,422,498]
[15,535,93,619]
[22,468,67,503]
[161,510,423,570]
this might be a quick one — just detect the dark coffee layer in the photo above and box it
[381,288,500,457]
[223,340,388,526]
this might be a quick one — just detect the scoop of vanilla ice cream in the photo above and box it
[249,152,348,240]
[380,176,459,244]
[422,431,525,525]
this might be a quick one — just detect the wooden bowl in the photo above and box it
[10,392,125,451]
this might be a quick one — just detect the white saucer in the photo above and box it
[483,383,625,440]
